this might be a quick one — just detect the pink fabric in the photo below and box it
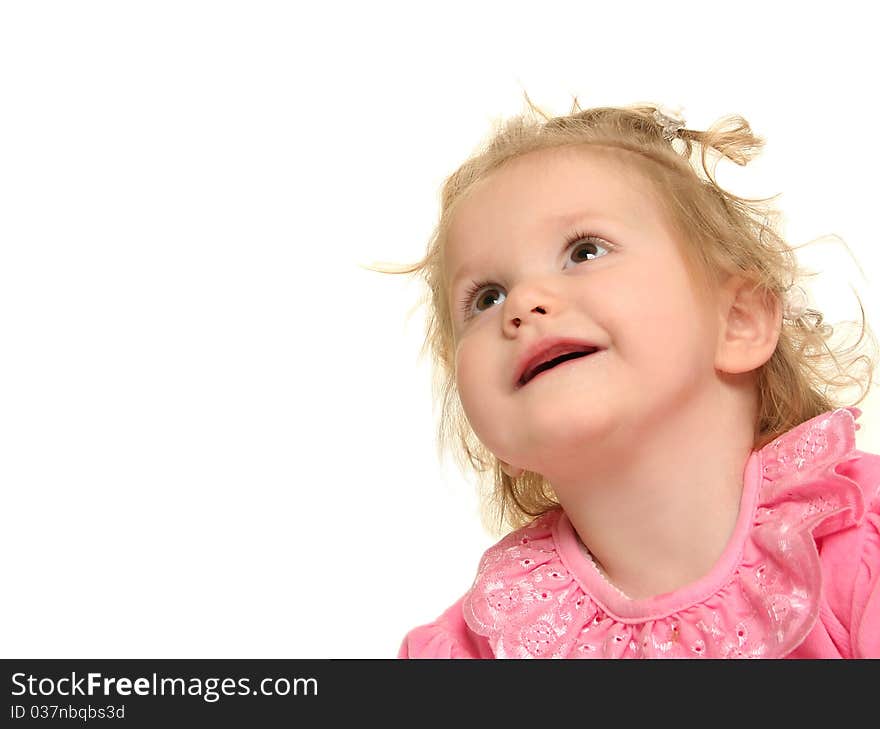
[399,407,880,658]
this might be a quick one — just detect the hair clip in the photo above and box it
[653,105,686,141]
[782,284,808,320]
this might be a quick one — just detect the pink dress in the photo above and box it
[399,407,880,658]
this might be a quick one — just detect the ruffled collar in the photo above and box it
[461,407,867,658]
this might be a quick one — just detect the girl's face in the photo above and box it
[444,146,723,475]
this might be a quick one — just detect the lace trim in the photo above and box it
[575,538,633,600]
[461,407,866,658]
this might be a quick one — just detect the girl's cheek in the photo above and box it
[458,348,483,384]
[453,326,480,372]
[453,343,473,390]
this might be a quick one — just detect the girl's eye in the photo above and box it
[568,237,610,264]
[462,281,503,318]
[459,233,611,320]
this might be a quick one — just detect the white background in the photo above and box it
[1,1,878,658]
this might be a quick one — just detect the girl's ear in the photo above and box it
[500,459,524,478]
[714,275,782,374]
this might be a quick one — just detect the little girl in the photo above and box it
[380,97,880,658]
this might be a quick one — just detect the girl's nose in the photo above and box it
[510,305,548,329]
[503,278,558,334]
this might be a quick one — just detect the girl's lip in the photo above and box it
[515,337,603,388]
[519,348,602,387]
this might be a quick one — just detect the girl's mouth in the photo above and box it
[519,347,599,387]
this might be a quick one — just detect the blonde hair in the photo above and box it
[366,93,878,535]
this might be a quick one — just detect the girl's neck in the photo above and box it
[548,386,756,601]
